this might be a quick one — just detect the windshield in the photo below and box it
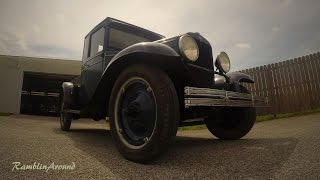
[108,28,160,50]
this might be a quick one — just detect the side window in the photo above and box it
[82,36,90,63]
[89,27,105,57]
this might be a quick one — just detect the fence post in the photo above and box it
[265,64,274,115]
[285,60,294,113]
[313,53,320,108]
[306,54,316,109]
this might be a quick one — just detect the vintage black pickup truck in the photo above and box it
[60,17,267,162]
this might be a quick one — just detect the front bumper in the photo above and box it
[184,86,268,108]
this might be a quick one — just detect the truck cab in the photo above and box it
[79,18,164,110]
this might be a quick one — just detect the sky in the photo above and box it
[0,0,319,71]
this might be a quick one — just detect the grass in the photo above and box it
[178,107,320,131]
[0,112,13,116]
[178,124,206,131]
[256,107,320,122]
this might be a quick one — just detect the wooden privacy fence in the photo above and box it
[239,52,320,115]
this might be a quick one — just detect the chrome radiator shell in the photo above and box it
[184,86,268,108]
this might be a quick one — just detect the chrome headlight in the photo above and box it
[215,51,231,73]
[178,35,199,61]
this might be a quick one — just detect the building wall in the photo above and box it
[0,55,81,75]
[0,66,23,114]
[0,55,81,114]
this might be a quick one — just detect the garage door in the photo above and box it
[20,72,77,116]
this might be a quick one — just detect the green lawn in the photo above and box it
[256,107,320,122]
[178,108,320,131]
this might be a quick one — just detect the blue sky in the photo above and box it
[0,0,319,71]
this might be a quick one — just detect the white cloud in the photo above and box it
[272,26,280,32]
[17,39,27,50]
[0,34,9,41]
[32,25,40,33]
[282,0,293,7]
[235,43,251,49]
[0,0,319,70]
[0,41,8,52]
[55,14,66,24]
[304,49,312,53]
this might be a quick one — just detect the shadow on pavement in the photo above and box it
[56,127,299,179]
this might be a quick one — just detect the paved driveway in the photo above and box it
[0,114,319,179]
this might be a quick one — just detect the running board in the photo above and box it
[63,109,81,114]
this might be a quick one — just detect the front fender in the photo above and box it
[107,42,180,69]
[61,82,74,109]
[226,72,254,92]
[86,42,184,116]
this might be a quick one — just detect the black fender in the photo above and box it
[86,42,184,115]
[226,72,254,92]
[107,42,180,68]
[61,82,74,109]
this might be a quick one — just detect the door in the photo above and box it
[80,27,105,106]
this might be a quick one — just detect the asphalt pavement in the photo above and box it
[0,113,319,180]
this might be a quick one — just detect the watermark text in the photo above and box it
[12,162,76,172]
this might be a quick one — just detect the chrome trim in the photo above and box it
[184,86,268,108]
[64,109,81,114]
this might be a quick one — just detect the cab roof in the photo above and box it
[84,17,165,39]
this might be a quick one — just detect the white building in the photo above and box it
[0,55,81,115]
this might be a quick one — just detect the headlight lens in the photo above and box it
[215,51,231,73]
[178,35,199,61]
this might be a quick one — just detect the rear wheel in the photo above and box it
[60,95,72,131]
[205,85,256,140]
[109,64,179,163]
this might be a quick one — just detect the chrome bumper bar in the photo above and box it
[184,86,268,108]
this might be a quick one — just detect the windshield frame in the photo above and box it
[106,21,164,51]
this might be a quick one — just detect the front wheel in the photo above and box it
[205,85,256,140]
[109,64,179,163]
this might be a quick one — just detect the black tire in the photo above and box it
[109,64,179,163]
[205,85,256,140]
[60,101,72,131]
